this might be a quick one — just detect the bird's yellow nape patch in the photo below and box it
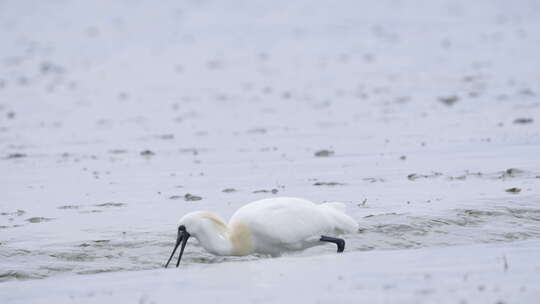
[197,211,228,233]
[229,221,253,256]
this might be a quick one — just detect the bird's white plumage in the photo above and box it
[177,197,358,257]
[229,197,357,254]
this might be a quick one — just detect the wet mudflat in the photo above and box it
[1,0,539,303]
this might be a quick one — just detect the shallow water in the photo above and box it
[3,203,540,282]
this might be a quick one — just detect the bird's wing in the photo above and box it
[231,197,335,244]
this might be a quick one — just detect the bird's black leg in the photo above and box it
[320,235,345,253]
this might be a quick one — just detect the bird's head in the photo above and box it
[164,211,226,268]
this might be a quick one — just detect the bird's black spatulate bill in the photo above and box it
[165,231,184,268]
[176,232,190,267]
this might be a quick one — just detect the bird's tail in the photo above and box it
[319,202,359,234]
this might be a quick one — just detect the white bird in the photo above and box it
[165,197,358,267]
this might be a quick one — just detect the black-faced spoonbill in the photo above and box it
[165,197,358,268]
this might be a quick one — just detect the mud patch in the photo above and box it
[140,150,155,157]
[407,172,443,181]
[407,168,537,181]
[499,168,527,179]
[363,177,385,183]
[253,189,279,194]
[313,182,346,186]
[26,217,54,223]
[95,202,125,207]
[438,95,459,106]
[1,209,25,216]
[79,210,104,214]
[513,118,533,124]
[184,193,202,201]
[4,153,27,159]
[57,205,81,210]
[505,187,521,193]
[314,150,334,157]
[0,224,24,229]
